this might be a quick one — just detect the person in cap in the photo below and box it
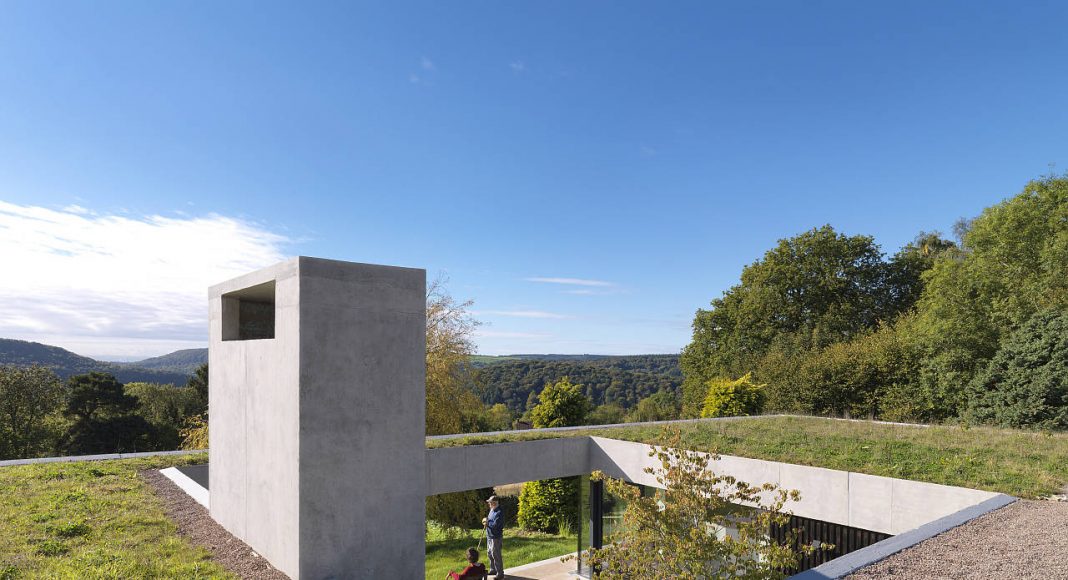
[481,495,504,579]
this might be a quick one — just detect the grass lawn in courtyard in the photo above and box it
[425,523,574,580]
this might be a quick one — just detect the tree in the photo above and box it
[425,277,486,436]
[529,378,593,428]
[61,372,153,454]
[681,226,898,416]
[187,363,209,415]
[629,389,679,422]
[0,365,64,460]
[965,308,1068,430]
[584,433,817,578]
[587,403,627,426]
[700,373,766,418]
[884,232,956,315]
[125,382,204,450]
[910,174,1068,418]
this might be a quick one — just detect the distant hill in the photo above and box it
[0,338,194,386]
[471,353,680,376]
[473,356,682,414]
[121,348,207,375]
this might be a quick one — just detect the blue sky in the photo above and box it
[1,1,1066,358]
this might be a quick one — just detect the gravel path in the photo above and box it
[848,500,1068,579]
[141,469,290,580]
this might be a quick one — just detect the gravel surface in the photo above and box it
[142,469,290,580]
[848,500,1068,579]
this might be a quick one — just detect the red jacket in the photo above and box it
[449,563,487,580]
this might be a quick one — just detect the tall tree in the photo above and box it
[681,225,897,416]
[909,174,1068,418]
[425,277,489,436]
[529,377,593,428]
[0,365,64,460]
[61,372,153,454]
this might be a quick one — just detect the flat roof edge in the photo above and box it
[788,494,1018,579]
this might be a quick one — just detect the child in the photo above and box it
[447,547,489,580]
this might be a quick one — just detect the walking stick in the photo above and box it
[477,524,487,550]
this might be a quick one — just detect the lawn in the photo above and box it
[0,455,576,579]
[425,523,574,580]
[0,453,229,579]
[427,415,1068,499]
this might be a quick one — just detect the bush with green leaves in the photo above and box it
[629,389,679,422]
[426,487,494,537]
[517,477,578,534]
[700,373,766,418]
[965,309,1068,430]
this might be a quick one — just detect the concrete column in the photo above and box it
[209,257,426,579]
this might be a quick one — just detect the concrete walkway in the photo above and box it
[502,553,578,580]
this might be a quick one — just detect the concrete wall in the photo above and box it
[297,258,426,580]
[426,436,1003,536]
[209,257,425,580]
[210,259,301,576]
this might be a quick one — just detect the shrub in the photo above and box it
[700,373,766,418]
[426,488,494,537]
[965,308,1068,430]
[517,477,578,534]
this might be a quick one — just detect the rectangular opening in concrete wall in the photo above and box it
[221,280,276,341]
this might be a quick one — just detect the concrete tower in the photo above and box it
[208,257,426,579]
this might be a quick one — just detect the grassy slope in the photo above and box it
[427,416,1068,499]
[0,453,229,579]
[425,525,573,580]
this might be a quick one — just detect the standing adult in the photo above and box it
[482,495,504,580]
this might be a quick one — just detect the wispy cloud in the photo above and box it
[472,310,573,320]
[0,201,290,358]
[421,56,436,71]
[509,60,526,73]
[474,329,552,339]
[526,277,614,287]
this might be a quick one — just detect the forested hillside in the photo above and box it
[474,359,681,414]
[119,348,208,375]
[0,339,192,385]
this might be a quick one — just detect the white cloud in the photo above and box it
[525,277,614,287]
[509,60,526,73]
[472,309,573,320]
[0,201,289,358]
[474,329,552,339]
[421,56,436,71]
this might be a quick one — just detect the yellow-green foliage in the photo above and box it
[180,414,209,451]
[700,373,766,418]
[0,453,229,578]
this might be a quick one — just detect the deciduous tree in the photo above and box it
[0,365,64,460]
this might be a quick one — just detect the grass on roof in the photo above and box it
[0,453,228,579]
[427,416,1068,499]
